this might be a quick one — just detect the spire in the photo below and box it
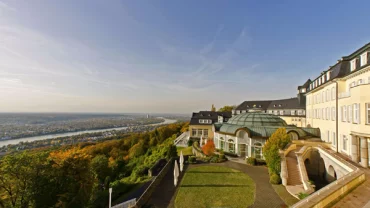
[211,104,216,112]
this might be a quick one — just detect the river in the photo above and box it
[0,118,177,147]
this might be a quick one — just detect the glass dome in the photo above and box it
[227,112,287,126]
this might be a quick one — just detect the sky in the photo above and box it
[0,0,370,114]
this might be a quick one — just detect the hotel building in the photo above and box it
[306,42,370,168]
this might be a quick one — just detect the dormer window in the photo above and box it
[274,104,276,107]
[259,105,261,107]
[278,104,282,107]
[351,59,357,71]
[322,75,325,83]
[246,105,249,107]
[318,79,321,85]
[361,52,368,66]
[326,71,331,80]
[253,104,256,108]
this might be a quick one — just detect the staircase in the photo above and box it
[285,147,305,197]
[174,131,189,147]
[286,149,301,185]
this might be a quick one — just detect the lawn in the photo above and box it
[175,166,255,208]
[177,146,193,156]
[272,184,299,206]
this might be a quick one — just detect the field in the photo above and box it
[175,166,255,208]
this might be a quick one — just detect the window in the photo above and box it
[319,78,321,85]
[192,129,197,136]
[353,103,360,124]
[228,139,235,153]
[291,110,295,115]
[332,107,335,121]
[279,110,284,115]
[361,52,368,66]
[326,107,330,120]
[332,132,336,146]
[343,106,347,122]
[203,129,208,137]
[342,135,348,151]
[198,129,203,136]
[327,89,330,101]
[331,87,335,100]
[348,105,352,123]
[269,110,273,114]
[322,75,325,84]
[322,91,325,102]
[366,103,370,124]
[323,108,326,120]
[350,59,357,71]
[327,71,331,80]
[199,119,204,124]
[327,130,330,142]
[298,110,302,115]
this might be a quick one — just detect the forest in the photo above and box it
[0,122,189,208]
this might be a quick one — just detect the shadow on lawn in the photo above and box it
[180,184,249,187]
[187,171,244,174]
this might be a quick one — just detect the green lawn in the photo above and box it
[175,166,255,208]
[272,184,299,206]
[177,146,193,156]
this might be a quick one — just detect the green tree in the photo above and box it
[218,105,235,112]
[91,155,111,184]
[166,144,178,159]
[263,128,291,176]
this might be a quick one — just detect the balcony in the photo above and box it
[338,91,350,99]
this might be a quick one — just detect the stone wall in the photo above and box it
[291,147,366,208]
[135,158,174,207]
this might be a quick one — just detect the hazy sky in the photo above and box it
[0,1,369,113]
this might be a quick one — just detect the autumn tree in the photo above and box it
[202,140,215,156]
[218,105,235,112]
[48,148,94,208]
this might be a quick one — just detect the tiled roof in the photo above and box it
[190,111,232,125]
[235,97,304,111]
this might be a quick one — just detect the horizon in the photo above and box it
[1,0,370,114]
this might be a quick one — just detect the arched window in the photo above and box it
[252,142,263,159]
[219,137,225,150]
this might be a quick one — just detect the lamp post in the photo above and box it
[109,188,112,208]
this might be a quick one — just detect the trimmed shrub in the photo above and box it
[223,151,238,157]
[297,192,310,199]
[246,157,256,166]
[187,139,194,147]
[219,154,226,160]
[188,156,196,164]
[269,173,282,185]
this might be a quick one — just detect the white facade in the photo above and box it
[213,130,265,159]
[306,51,370,168]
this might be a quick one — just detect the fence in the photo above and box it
[111,198,136,208]
[135,158,174,207]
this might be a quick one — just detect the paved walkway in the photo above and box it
[146,159,286,208]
